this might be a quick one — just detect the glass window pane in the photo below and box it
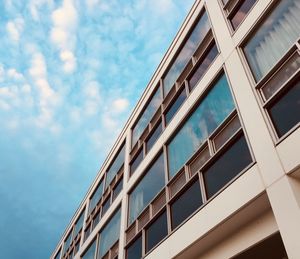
[244,0,300,81]
[269,78,300,137]
[230,0,257,30]
[189,43,218,90]
[82,239,96,259]
[89,180,104,213]
[132,88,162,147]
[164,11,210,95]
[128,154,165,225]
[126,236,142,259]
[112,178,123,201]
[130,148,143,176]
[204,135,252,199]
[171,180,203,229]
[74,209,85,237]
[63,231,72,254]
[168,74,235,178]
[146,120,163,152]
[101,198,110,217]
[98,209,121,258]
[145,211,168,252]
[105,143,125,189]
[165,88,187,125]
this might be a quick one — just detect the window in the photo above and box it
[105,143,125,189]
[128,153,165,225]
[163,11,210,95]
[188,43,218,90]
[130,148,143,176]
[63,231,73,254]
[132,88,162,147]
[74,209,85,237]
[112,178,123,201]
[268,77,300,137]
[170,180,203,229]
[203,134,252,199]
[126,236,142,259]
[165,87,187,125]
[229,0,258,30]
[244,0,300,81]
[81,239,96,259]
[146,120,163,152]
[101,198,110,217]
[98,208,121,258]
[145,211,168,253]
[168,74,235,178]
[89,180,104,213]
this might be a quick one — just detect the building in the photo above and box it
[51,0,300,258]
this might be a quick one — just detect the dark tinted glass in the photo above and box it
[230,0,257,30]
[113,178,123,201]
[146,211,168,252]
[89,180,104,213]
[74,209,85,237]
[233,233,287,259]
[146,121,163,152]
[101,198,110,217]
[130,149,143,176]
[129,154,165,224]
[93,211,100,230]
[171,180,202,229]
[204,135,252,199]
[269,79,300,137]
[126,236,142,259]
[54,249,61,259]
[189,44,218,90]
[165,88,187,125]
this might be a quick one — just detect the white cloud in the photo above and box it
[50,0,78,73]
[29,0,54,21]
[6,18,24,42]
[112,98,129,113]
[60,50,76,73]
[7,68,24,81]
[0,64,5,82]
[0,100,10,111]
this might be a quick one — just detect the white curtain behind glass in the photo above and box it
[246,0,300,80]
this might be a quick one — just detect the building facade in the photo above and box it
[51,0,300,258]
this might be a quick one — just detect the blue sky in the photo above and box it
[0,0,194,258]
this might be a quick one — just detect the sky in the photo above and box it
[0,0,194,258]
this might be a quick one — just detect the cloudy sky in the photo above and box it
[0,0,194,258]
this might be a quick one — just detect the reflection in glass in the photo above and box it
[171,180,202,229]
[244,0,300,81]
[82,239,96,259]
[146,120,163,152]
[230,0,257,30]
[163,11,210,95]
[204,135,252,199]
[165,88,187,125]
[130,148,143,176]
[269,79,300,137]
[168,74,235,178]
[98,209,121,258]
[74,209,85,237]
[132,88,162,147]
[126,236,142,259]
[189,43,218,90]
[146,211,168,252]
[112,178,123,201]
[89,180,104,213]
[128,154,165,225]
[105,143,125,189]
[101,198,110,217]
